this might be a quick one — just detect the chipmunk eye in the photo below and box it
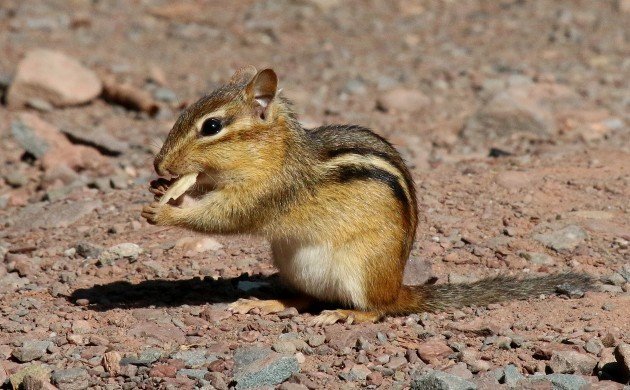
[200,117,223,136]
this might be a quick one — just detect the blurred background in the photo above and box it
[0,1,629,388]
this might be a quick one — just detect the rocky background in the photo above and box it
[0,0,629,389]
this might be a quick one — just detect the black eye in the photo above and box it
[200,118,223,136]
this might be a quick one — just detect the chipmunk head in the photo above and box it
[154,66,289,180]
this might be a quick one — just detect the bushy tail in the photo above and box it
[391,273,595,314]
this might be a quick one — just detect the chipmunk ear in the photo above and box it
[245,68,278,120]
[229,65,258,86]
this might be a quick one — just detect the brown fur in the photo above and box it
[142,66,595,324]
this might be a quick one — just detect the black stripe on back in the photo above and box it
[333,165,409,215]
[326,147,398,166]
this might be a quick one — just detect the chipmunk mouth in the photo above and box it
[156,171,218,208]
[158,173,199,205]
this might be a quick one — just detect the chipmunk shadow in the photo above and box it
[68,273,289,311]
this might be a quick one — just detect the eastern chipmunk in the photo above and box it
[141,66,593,325]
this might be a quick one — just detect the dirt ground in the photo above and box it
[0,1,629,389]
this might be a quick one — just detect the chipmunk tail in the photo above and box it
[385,273,595,314]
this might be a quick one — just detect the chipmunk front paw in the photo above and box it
[141,202,173,225]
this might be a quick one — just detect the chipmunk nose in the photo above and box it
[154,156,166,176]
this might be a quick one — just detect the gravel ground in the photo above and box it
[0,1,629,389]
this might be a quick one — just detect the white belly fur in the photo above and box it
[271,239,367,309]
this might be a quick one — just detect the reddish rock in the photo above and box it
[366,371,384,386]
[449,318,501,336]
[13,113,111,173]
[377,88,430,112]
[202,305,231,323]
[129,322,186,344]
[11,254,37,277]
[41,164,80,188]
[7,49,102,108]
[445,362,474,379]
[71,320,92,334]
[175,236,224,252]
[403,256,436,285]
[416,339,453,363]
[278,383,309,390]
[494,171,537,190]
[150,364,178,378]
[161,376,196,390]
[207,359,227,372]
[102,351,121,375]
[327,329,377,351]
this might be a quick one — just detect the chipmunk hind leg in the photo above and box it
[229,295,315,315]
[309,229,406,326]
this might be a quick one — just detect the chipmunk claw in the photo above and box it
[311,309,381,326]
[149,178,175,200]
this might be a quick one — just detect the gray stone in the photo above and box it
[172,349,217,368]
[340,364,371,381]
[411,370,477,390]
[548,350,596,375]
[555,283,586,299]
[110,174,129,189]
[75,242,103,259]
[605,272,627,286]
[614,343,630,382]
[154,87,178,102]
[461,83,579,145]
[533,225,587,252]
[13,200,102,230]
[600,285,624,293]
[51,367,90,390]
[178,368,209,380]
[520,252,555,265]
[4,170,29,188]
[61,126,128,156]
[9,364,51,390]
[120,348,162,366]
[307,334,326,348]
[45,182,83,202]
[233,346,299,389]
[445,362,474,380]
[343,78,367,95]
[12,340,53,362]
[545,373,588,390]
[514,376,553,389]
[11,120,49,158]
[26,97,54,111]
[403,256,436,285]
[472,371,502,389]
[98,243,142,265]
[502,364,524,386]
[584,338,604,355]
[272,341,297,355]
[0,272,30,293]
[0,242,8,260]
